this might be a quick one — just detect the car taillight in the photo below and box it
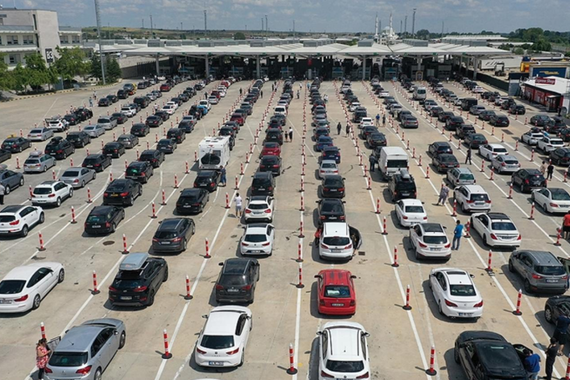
[550,203,559,207]
[473,301,484,308]
[517,234,522,240]
[485,200,491,203]
[120,192,129,197]
[344,243,353,249]
[490,233,498,240]
[262,242,271,246]
[48,194,56,198]
[133,286,148,292]
[418,241,428,248]
[268,186,273,190]
[264,209,271,213]
[241,242,249,246]
[172,237,182,242]
[9,220,19,226]
[14,294,28,302]
[356,373,370,379]
[57,150,63,154]
[109,286,118,292]
[104,192,109,197]
[242,284,252,291]
[444,242,451,248]
[532,273,542,280]
[196,347,207,354]
[215,284,224,290]
[444,299,458,307]
[94,163,101,166]
[321,370,334,378]
[321,243,329,249]
[226,347,240,355]
[525,179,530,184]
[44,367,53,374]
[105,222,111,228]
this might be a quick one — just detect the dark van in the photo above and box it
[461,98,478,111]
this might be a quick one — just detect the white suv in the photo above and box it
[32,180,73,207]
[453,185,491,213]
[318,322,370,380]
[121,105,137,117]
[0,205,44,237]
[478,143,508,161]
[469,212,521,247]
[318,222,359,260]
[537,135,564,153]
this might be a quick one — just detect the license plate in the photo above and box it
[330,189,337,192]
[227,289,239,293]
[208,361,224,366]
[161,241,171,245]
[249,250,262,253]
[183,205,191,208]
[546,279,559,283]
[331,249,341,253]
[458,313,473,317]
[0,299,12,304]
[111,194,119,197]
[253,211,262,215]
[332,303,344,307]
[91,225,101,228]
[120,296,132,300]
[430,247,441,251]
[475,202,484,205]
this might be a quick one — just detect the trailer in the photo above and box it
[198,136,230,170]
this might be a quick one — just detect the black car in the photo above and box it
[82,153,112,172]
[313,127,330,141]
[225,121,240,132]
[509,104,526,115]
[359,125,378,140]
[63,113,79,126]
[530,114,551,127]
[388,169,417,201]
[176,188,209,214]
[456,124,476,139]
[464,133,488,149]
[166,128,185,144]
[251,172,275,196]
[194,170,221,192]
[429,106,443,117]
[550,148,570,166]
[432,153,460,173]
[130,123,150,137]
[1,137,31,153]
[445,116,464,131]
[560,128,570,142]
[66,131,91,148]
[546,117,566,133]
[321,146,342,164]
[84,205,125,235]
[103,179,143,207]
[44,137,75,159]
[215,258,260,304]
[544,295,570,326]
[74,107,93,121]
[103,142,126,158]
[0,149,11,163]
[106,94,118,103]
[125,161,154,183]
[317,198,346,224]
[98,98,111,107]
[108,253,168,307]
[139,149,165,168]
[154,111,170,121]
[133,96,150,109]
[117,89,129,99]
[265,130,283,145]
[489,114,510,127]
[145,115,163,128]
[511,168,546,193]
[428,142,453,157]
[478,110,496,121]
[320,175,345,198]
[116,134,139,149]
[258,155,282,176]
[157,138,177,154]
[151,218,195,253]
[112,113,128,125]
[178,121,195,134]
[438,111,454,123]
[454,331,527,380]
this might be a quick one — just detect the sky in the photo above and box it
[16,0,570,34]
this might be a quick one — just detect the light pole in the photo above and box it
[94,0,106,85]
[411,8,416,37]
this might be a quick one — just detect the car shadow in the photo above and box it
[498,263,557,299]
[305,336,320,380]
[443,347,463,379]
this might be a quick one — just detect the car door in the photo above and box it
[411,225,421,249]
[429,272,443,304]
[97,328,115,369]
[395,200,404,222]
[19,207,33,226]
[36,268,55,297]
[460,342,477,380]
[472,214,487,236]
[534,189,548,208]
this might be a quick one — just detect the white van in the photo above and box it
[413,86,427,102]
[378,147,409,180]
[274,105,287,116]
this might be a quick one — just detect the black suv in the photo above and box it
[251,172,276,196]
[130,123,150,137]
[489,114,510,127]
[320,175,345,198]
[456,124,476,139]
[84,205,125,235]
[445,116,464,131]
[166,128,185,144]
[82,154,112,172]
[317,198,346,224]
[133,96,150,108]
[44,137,75,159]
[550,148,570,166]
[103,179,143,207]
[138,149,165,168]
[215,258,260,304]
[125,161,154,183]
[511,168,546,193]
[66,131,91,148]
[388,169,417,201]
[108,253,168,307]
[193,170,221,192]
[428,142,453,157]
[258,155,282,176]
[103,142,126,158]
[265,130,283,145]
[176,188,209,214]
[151,218,195,253]
[432,153,460,173]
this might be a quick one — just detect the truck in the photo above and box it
[377,146,409,180]
[413,86,427,103]
[198,136,230,170]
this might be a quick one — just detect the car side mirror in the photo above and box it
[350,275,357,279]
[218,262,224,266]
[114,330,119,335]
[202,314,208,319]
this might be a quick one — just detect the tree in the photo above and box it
[514,47,525,55]
[233,32,246,40]
[523,28,544,43]
[416,29,430,40]
[89,54,103,80]
[54,46,88,81]
[22,53,58,89]
[531,39,552,52]
[106,57,122,82]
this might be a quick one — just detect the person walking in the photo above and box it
[93,91,97,100]
[36,338,50,380]
[234,193,243,218]
[553,311,570,355]
[296,90,300,99]
[540,160,547,176]
[324,94,328,104]
[288,127,293,142]
[284,130,289,143]
[523,348,540,380]
[220,166,227,186]
[239,88,243,96]
[345,123,350,137]
[452,220,464,250]
[547,162,554,181]
[436,184,450,206]
[337,122,342,135]
[0,183,5,205]
[563,211,570,239]
[382,113,386,126]
[369,154,376,172]
[375,113,380,127]
[545,338,558,380]
[260,90,263,99]
[88,97,93,107]
[204,91,208,99]
[154,103,159,112]
[465,147,472,165]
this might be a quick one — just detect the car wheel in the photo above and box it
[520,183,525,193]
[111,223,116,233]
[43,165,47,172]
[19,177,24,187]
[147,290,155,306]
[69,189,73,198]
[58,269,65,283]
[92,172,96,180]
[119,331,126,349]
[94,368,102,380]
[182,239,187,252]
[63,152,67,159]
[80,142,85,148]
[139,187,143,197]
[56,197,61,207]
[524,279,532,293]
[128,196,133,206]
[4,185,10,195]
[81,181,85,188]
[21,225,29,237]
[545,306,554,323]
[461,202,468,213]
[32,294,41,310]
[238,351,245,367]
[39,212,45,224]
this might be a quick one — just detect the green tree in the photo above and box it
[514,47,525,55]
[233,32,246,40]
[416,29,430,39]
[54,46,88,81]
[89,54,103,80]
[106,57,122,82]
[531,39,552,52]
[22,53,58,89]
[523,27,544,43]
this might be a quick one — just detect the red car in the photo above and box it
[315,269,356,315]
[260,142,281,157]
[210,90,220,99]
[160,83,171,92]
[230,113,244,125]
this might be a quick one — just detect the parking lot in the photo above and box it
[1,73,570,380]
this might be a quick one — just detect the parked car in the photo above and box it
[491,154,520,174]
[470,212,521,247]
[84,205,125,235]
[511,168,546,193]
[103,142,126,158]
[532,188,570,214]
[0,168,24,194]
[239,223,275,256]
[82,154,112,172]
[66,131,91,148]
[103,179,143,207]
[125,161,153,184]
[194,170,220,192]
[215,259,260,304]
[83,124,106,138]
[0,205,44,237]
[175,188,209,214]
[1,137,31,153]
[509,250,568,294]
[395,198,427,227]
[27,127,54,142]
[409,223,451,261]
[320,175,345,198]
[23,152,55,173]
[138,149,165,168]
[429,267,483,319]
[32,180,73,207]
[116,134,139,149]
[151,218,195,253]
[130,123,150,137]
[315,269,357,316]
[59,167,96,188]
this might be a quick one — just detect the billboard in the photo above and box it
[530,66,567,78]
[535,77,556,85]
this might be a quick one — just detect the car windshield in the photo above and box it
[423,236,447,244]
[326,360,365,372]
[244,234,267,243]
[405,206,424,213]
[536,266,566,276]
[491,222,516,231]
[551,190,570,201]
[248,203,268,210]
[0,280,25,294]
[34,187,53,195]
[324,285,351,298]
[323,236,350,246]
[450,284,476,296]
[201,335,234,349]
[49,352,89,367]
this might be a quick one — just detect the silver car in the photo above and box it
[318,160,339,179]
[491,154,520,174]
[46,318,126,380]
[116,134,139,149]
[23,152,56,173]
[97,116,118,130]
[27,127,54,142]
[60,167,96,188]
[84,124,106,138]
[446,167,476,187]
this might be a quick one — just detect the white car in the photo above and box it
[532,188,570,214]
[521,131,543,146]
[395,199,427,227]
[208,96,219,105]
[470,212,521,247]
[318,222,361,260]
[45,117,69,132]
[165,101,178,110]
[359,117,374,129]
[217,87,226,97]
[537,135,564,153]
[319,160,339,179]
[27,127,54,142]
[491,154,520,174]
[195,306,252,367]
[318,322,370,380]
[0,205,44,237]
[244,196,274,223]
[378,90,390,98]
[0,262,65,313]
[121,105,137,117]
[454,98,464,106]
[428,267,483,319]
[349,102,361,112]
[83,124,106,137]
[472,86,485,93]
[239,223,275,256]
[454,185,492,213]
[409,223,451,260]
[32,180,73,207]
[478,143,508,160]
[161,104,176,115]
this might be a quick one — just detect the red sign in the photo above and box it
[536,77,556,85]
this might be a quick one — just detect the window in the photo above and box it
[8,54,17,64]
[60,37,68,45]
[72,35,81,44]
[7,35,18,45]
[22,35,34,45]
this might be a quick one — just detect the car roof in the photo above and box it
[244,223,270,233]
[0,205,26,214]
[318,269,353,287]
[221,258,257,275]
[487,143,504,148]
[56,319,123,353]
[324,322,365,360]
[204,306,252,335]
[420,223,445,234]
[322,222,349,236]
[439,268,472,285]
[158,218,186,231]
[485,212,510,220]
[400,199,423,207]
[181,188,204,196]
[462,184,487,193]
[520,250,561,266]
[4,262,61,280]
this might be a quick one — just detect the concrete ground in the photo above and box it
[0,75,569,380]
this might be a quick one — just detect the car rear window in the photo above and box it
[324,285,350,298]
[387,160,408,168]
[219,274,247,286]
[321,202,343,212]
[0,280,25,294]
[252,179,270,187]
[0,215,16,223]
[450,284,476,296]
[535,266,565,276]
[459,173,474,180]
[326,360,364,372]
[107,183,127,192]
[86,215,105,223]
[244,234,267,243]
[396,181,416,190]
[321,163,336,169]
[323,236,350,246]
[34,187,53,195]
[25,159,39,164]
[404,206,424,213]
[62,170,80,177]
[126,167,142,175]
[49,352,89,367]
[248,203,268,210]
[201,335,234,349]
[423,236,447,244]
[470,194,489,202]
[83,158,99,165]
[491,222,516,231]
[155,231,178,239]
[552,191,570,201]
